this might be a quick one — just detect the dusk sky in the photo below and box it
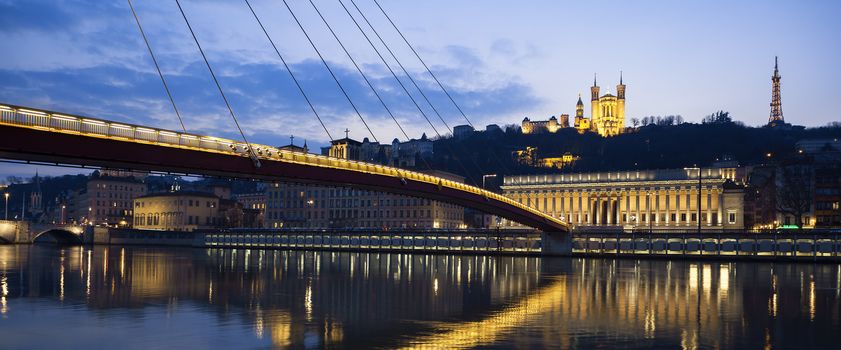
[1,0,840,177]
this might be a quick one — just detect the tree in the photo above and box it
[5,176,23,185]
[702,110,732,124]
[630,118,639,128]
[775,159,812,229]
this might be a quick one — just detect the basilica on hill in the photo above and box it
[522,73,626,137]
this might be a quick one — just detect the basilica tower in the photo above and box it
[574,94,589,134]
[588,73,626,137]
[615,71,626,133]
[590,74,601,132]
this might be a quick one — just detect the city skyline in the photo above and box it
[1,0,840,179]
[3,2,841,349]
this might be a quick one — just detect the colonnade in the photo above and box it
[504,183,727,229]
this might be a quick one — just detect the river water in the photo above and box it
[0,245,839,349]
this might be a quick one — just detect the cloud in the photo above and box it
[0,0,542,157]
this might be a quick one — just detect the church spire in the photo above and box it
[33,170,41,192]
[590,74,600,101]
[617,71,626,100]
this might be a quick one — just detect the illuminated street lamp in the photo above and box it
[3,193,9,221]
[61,205,66,224]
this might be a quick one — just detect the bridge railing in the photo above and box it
[0,103,564,228]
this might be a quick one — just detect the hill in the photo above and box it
[429,122,841,185]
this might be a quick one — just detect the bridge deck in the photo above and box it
[0,103,567,232]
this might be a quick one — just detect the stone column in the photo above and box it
[717,188,724,227]
[706,188,712,226]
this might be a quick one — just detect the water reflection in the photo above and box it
[0,245,839,349]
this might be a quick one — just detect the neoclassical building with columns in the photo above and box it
[501,167,745,230]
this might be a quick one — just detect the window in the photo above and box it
[728,212,737,224]
[691,213,697,222]
[681,213,687,222]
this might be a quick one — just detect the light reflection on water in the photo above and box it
[0,245,839,349]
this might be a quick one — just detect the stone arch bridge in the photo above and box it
[0,220,85,244]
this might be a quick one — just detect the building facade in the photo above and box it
[133,191,221,231]
[70,173,146,226]
[235,192,266,228]
[521,74,626,137]
[814,164,841,228]
[453,125,475,138]
[521,115,567,134]
[573,95,590,134]
[589,74,626,137]
[501,167,746,231]
[265,183,465,229]
[322,134,433,168]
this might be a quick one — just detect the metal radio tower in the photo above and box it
[768,56,784,125]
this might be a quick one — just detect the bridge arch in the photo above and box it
[0,105,568,232]
[32,229,83,245]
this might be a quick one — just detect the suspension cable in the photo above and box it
[333,0,479,184]
[371,0,511,176]
[305,0,434,171]
[303,0,414,144]
[373,0,474,128]
[243,0,333,141]
[280,0,378,143]
[174,0,260,167]
[346,0,451,134]
[127,0,187,133]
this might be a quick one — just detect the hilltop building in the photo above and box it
[573,95,590,134]
[521,73,626,137]
[521,115,568,134]
[278,135,308,153]
[453,125,475,138]
[322,132,433,168]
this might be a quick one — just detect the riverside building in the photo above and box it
[501,167,746,230]
[265,183,465,229]
[133,191,222,231]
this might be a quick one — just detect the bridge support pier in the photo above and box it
[541,232,572,256]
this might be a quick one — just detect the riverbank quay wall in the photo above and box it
[6,224,841,261]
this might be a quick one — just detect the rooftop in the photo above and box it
[136,191,219,200]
